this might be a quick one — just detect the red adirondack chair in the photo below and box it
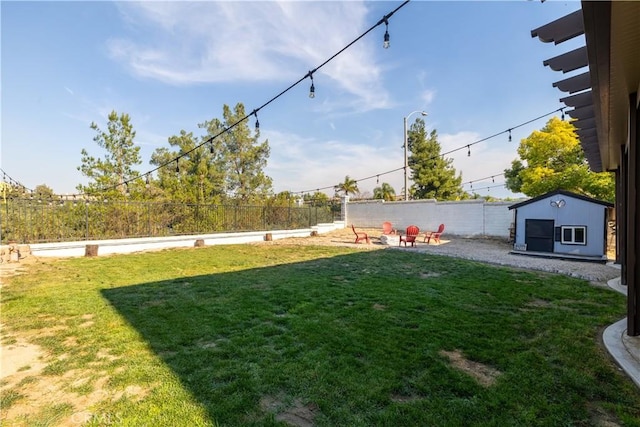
[351,224,370,244]
[382,221,396,235]
[400,225,420,247]
[424,223,445,244]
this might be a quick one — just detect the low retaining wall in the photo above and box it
[29,222,345,258]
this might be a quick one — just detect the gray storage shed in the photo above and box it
[508,190,613,260]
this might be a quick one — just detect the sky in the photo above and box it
[1,0,584,200]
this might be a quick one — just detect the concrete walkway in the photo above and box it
[603,277,640,388]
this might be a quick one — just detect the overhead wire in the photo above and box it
[97,0,412,195]
[6,0,566,200]
[0,168,32,194]
[291,106,565,196]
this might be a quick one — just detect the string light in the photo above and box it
[175,160,180,174]
[291,106,565,196]
[8,7,564,203]
[467,145,471,157]
[383,18,390,49]
[561,108,565,121]
[145,174,150,188]
[0,168,33,194]
[252,110,260,130]
[37,1,411,198]
[209,141,214,154]
[466,183,505,193]
[462,173,504,188]
[308,71,315,98]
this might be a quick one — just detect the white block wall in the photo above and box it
[346,199,514,238]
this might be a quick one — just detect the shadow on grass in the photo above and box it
[101,248,637,426]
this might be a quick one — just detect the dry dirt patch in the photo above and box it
[1,330,145,426]
[440,349,501,387]
[260,395,319,427]
[255,227,385,249]
[1,338,47,383]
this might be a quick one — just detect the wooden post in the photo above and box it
[264,233,273,241]
[85,245,99,257]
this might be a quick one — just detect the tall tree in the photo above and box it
[77,111,142,198]
[150,130,225,204]
[151,102,271,204]
[33,184,56,199]
[303,191,331,207]
[408,119,466,200]
[335,175,359,197]
[373,182,396,201]
[504,117,614,202]
[201,103,272,203]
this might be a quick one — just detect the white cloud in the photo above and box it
[109,1,391,111]
[420,89,436,105]
[263,128,404,196]
[262,127,520,198]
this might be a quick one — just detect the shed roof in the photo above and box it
[508,189,613,210]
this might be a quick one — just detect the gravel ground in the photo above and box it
[410,237,620,284]
[264,228,621,284]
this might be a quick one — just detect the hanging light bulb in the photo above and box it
[209,141,214,154]
[508,129,512,142]
[561,108,565,121]
[309,72,315,98]
[383,19,390,49]
[145,174,150,188]
[492,176,495,183]
[252,110,260,130]
[175,160,180,174]
[467,145,471,157]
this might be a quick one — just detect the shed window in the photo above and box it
[561,226,586,245]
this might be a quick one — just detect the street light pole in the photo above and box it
[403,110,427,201]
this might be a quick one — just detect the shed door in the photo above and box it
[525,219,554,253]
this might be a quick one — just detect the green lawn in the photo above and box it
[2,244,640,426]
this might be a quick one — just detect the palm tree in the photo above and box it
[373,182,396,201]
[335,175,359,197]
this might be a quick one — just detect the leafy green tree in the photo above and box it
[408,119,466,200]
[373,182,396,201]
[504,117,614,202]
[150,130,225,204]
[33,184,56,199]
[269,191,296,207]
[335,175,359,197]
[305,191,330,206]
[77,111,142,198]
[151,102,271,204]
[200,103,272,203]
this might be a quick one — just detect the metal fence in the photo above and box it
[0,199,337,244]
